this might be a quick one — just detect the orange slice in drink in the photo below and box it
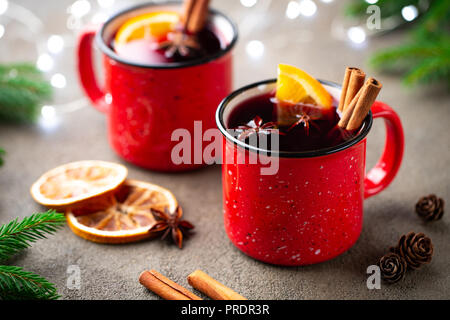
[30,160,127,211]
[275,64,333,108]
[115,11,180,46]
[66,179,178,244]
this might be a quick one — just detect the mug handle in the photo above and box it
[76,25,108,113]
[364,101,404,198]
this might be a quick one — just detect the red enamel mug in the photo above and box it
[77,2,237,171]
[216,79,404,266]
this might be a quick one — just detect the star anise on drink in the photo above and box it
[157,29,202,59]
[149,206,194,249]
[286,112,321,135]
[236,116,282,141]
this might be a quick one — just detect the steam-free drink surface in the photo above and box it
[110,27,223,64]
[227,92,359,152]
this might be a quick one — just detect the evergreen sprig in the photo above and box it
[0,210,66,261]
[0,63,52,123]
[0,265,60,300]
[0,148,4,166]
[347,0,450,87]
[0,211,65,300]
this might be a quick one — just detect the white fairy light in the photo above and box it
[286,1,301,20]
[51,73,67,89]
[69,0,91,18]
[401,5,418,22]
[240,0,257,8]
[298,0,317,17]
[246,40,264,59]
[91,12,108,24]
[47,35,64,54]
[97,0,115,8]
[41,105,56,119]
[36,53,54,72]
[39,105,59,131]
[0,0,8,15]
[0,25,4,39]
[365,0,378,4]
[347,26,366,44]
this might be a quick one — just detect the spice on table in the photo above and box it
[139,269,202,300]
[415,194,445,221]
[390,232,433,270]
[149,206,194,249]
[378,252,407,284]
[187,269,247,300]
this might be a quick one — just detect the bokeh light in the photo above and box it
[347,26,366,44]
[0,0,8,15]
[36,53,54,72]
[401,5,418,22]
[47,35,64,54]
[240,0,258,8]
[246,40,264,59]
[299,0,317,17]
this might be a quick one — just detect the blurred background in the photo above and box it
[0,0,448,127]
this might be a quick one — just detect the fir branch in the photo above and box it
[0,210,66,261]
[0,62,52,123]
[403,55,450,85]
[0,265,59,300]
[0,148,4,166]
[349,0,450,87]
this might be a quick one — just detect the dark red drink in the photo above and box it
[227,91,357,152]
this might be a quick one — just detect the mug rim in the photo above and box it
[95,1,238,69]
[215,78,373,159]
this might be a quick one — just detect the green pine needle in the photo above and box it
[0,62,52,123]
[348,0,450,87]
[0,210,66,261]
[0,265,59,300]
[403,55,450,85]
[0,148,4,166]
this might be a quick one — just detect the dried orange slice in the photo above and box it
[115,11,180,46]
[66,179,178,244]
[30,160,127,210]
[276,64,333,108]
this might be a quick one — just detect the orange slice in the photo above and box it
[275,64,333,108]
[30,160,127,210]
[66,179,178,244]
[115,11,180,46]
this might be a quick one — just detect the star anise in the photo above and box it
[157,29,202,59]
[236,116,282,141]
[149,206,194,249]
[286,110,321,135]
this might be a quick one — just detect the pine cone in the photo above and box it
[416,195,444,221]
[378,252,407,284]
[391,232,433,270]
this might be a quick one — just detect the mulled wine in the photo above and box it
[227,91,359,152]
[110,13,224,65]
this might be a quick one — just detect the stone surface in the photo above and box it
[0,0,448,300]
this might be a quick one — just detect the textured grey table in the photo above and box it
[0,0,449,299]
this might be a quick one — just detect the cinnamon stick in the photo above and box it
[187,269,247,300]
[139,269,202,300]
[346,77,382,130]
[338,67,365,112]
[183,0,210,34]
[338,89,361,129]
